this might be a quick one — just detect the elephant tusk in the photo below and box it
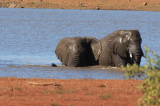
[130,53,132,58]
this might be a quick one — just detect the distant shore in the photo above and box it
[1,0,160,11]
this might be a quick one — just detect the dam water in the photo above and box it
[0,8,160,79]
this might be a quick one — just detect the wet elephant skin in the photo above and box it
[55,30,144,67]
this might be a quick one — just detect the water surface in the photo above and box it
[0,8,160,79]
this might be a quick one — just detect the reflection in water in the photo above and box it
[0,8,160,79]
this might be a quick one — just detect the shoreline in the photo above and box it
[1,0,160,11]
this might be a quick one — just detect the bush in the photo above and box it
[122,46,160,106]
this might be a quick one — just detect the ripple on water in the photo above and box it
[0,8,159,79]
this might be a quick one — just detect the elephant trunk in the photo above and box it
[129,43,144,65]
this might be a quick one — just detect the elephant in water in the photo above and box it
[55,30,144,67]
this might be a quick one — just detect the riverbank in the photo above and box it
[0,0,160,11]
[0,77,142,106]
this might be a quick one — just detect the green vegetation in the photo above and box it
[122,63,144,79]
[122,46,160,106]
[51,102,61,106]
[64,98,70,101]
[31,2,35,4]
[66,89,77,93]
[0,88,8,91]
[41,90,53,94]
[56,89,77,94]
[85,92,93,95]
[56,90,65,94]
[100,93,112,99]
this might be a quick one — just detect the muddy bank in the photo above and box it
[1,0,160,11]
[0,77,143,106]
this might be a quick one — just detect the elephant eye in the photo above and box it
[126,41,130,45]
[133,39,142,45]
[125,39,130,44]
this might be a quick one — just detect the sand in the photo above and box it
[0,0,160,11]
[0,77,143,106]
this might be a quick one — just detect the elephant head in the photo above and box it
[99,30,144,66]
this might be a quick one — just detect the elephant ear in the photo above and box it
[55,38,71,65]
[113,30,131,58]
[83,37,101,61]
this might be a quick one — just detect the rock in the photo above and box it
[8,2,18,8]
[51,63,57,67]
[142,2,147,6]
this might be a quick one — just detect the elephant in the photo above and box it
[55,30,144,67]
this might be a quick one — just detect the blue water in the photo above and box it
[0,8,160,79]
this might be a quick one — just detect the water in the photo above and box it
[0,8,160,79]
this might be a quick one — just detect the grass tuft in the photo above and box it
[100,93,112,99]
[85,92,93,95]
[51,102,61,106]
[42,90,53,94]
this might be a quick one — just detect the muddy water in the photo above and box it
[0,8,160,79]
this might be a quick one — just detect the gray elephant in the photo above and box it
[55,30,144,67]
